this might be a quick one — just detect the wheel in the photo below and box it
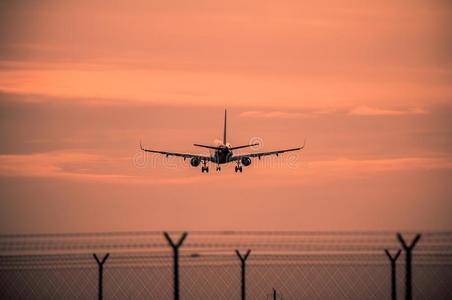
[239,166,243,172]
[206,167,209,173]
[201,167,204,173]
[235,166,238,172]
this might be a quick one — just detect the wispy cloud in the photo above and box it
[240,106,430,119]
[222,155,452,187]
[348,106,428,116]
[0,152,128,181]
[0,152,206,185]
[307,157,452,176]
[3,150,450,188]
[240,110,311,119]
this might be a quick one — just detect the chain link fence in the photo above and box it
[1,231,451,299]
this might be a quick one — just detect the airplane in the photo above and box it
[140,110,305,173]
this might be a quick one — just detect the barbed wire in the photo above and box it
[1,231,451,299]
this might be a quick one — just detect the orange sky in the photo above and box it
[0,0,451,233]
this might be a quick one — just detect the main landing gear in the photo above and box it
[235,162,243,173]
[201,160,209,173]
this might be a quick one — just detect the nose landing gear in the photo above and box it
[216,165,221,171]
[201,160,209,173]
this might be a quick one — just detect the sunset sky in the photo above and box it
[0,0,451,234]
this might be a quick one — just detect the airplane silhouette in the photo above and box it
[140,110,305,173]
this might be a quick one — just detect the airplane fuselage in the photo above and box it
[212,145,233,164]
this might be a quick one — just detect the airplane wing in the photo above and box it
[230,140,305,161]
[140,142,213,161]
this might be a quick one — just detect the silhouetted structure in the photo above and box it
[236,249,251,300]
[2,231,448,299]
[164,232,188,300]
[93,253,110,300]
[397,233,421,300]
[273,288,277,300]
[385,249,401,300]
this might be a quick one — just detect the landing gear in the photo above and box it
[201,160,209,173]
[234,163,243,173]
[216,166,221,171]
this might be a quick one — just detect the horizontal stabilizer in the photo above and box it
[193,144,222,150]
[229,143,259,151]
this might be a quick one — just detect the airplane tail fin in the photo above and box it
[223,109,227,145]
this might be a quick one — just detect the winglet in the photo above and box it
[140,140,143,150]
[301,138,306,149]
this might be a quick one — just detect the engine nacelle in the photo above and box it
[190,157,200,167]
[241,157,252,166]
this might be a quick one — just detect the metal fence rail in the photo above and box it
[1,231,451,299]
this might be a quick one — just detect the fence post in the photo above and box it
[385,249,401,300]
[396,233,421,300]
[235,249,251,300]
[164,232,188,300]
[93,253,110,300]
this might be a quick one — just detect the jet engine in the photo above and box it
[190,157,200,167]
[241,157,252,166]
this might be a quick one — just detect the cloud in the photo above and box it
[0,152,127,181]
[307,157,452,175]
[279,156,452,186]
[348,106,428,116]
[228,155,452,187]
[240,106,430,119]
[240,110,311,119]
[0,151,206,185]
